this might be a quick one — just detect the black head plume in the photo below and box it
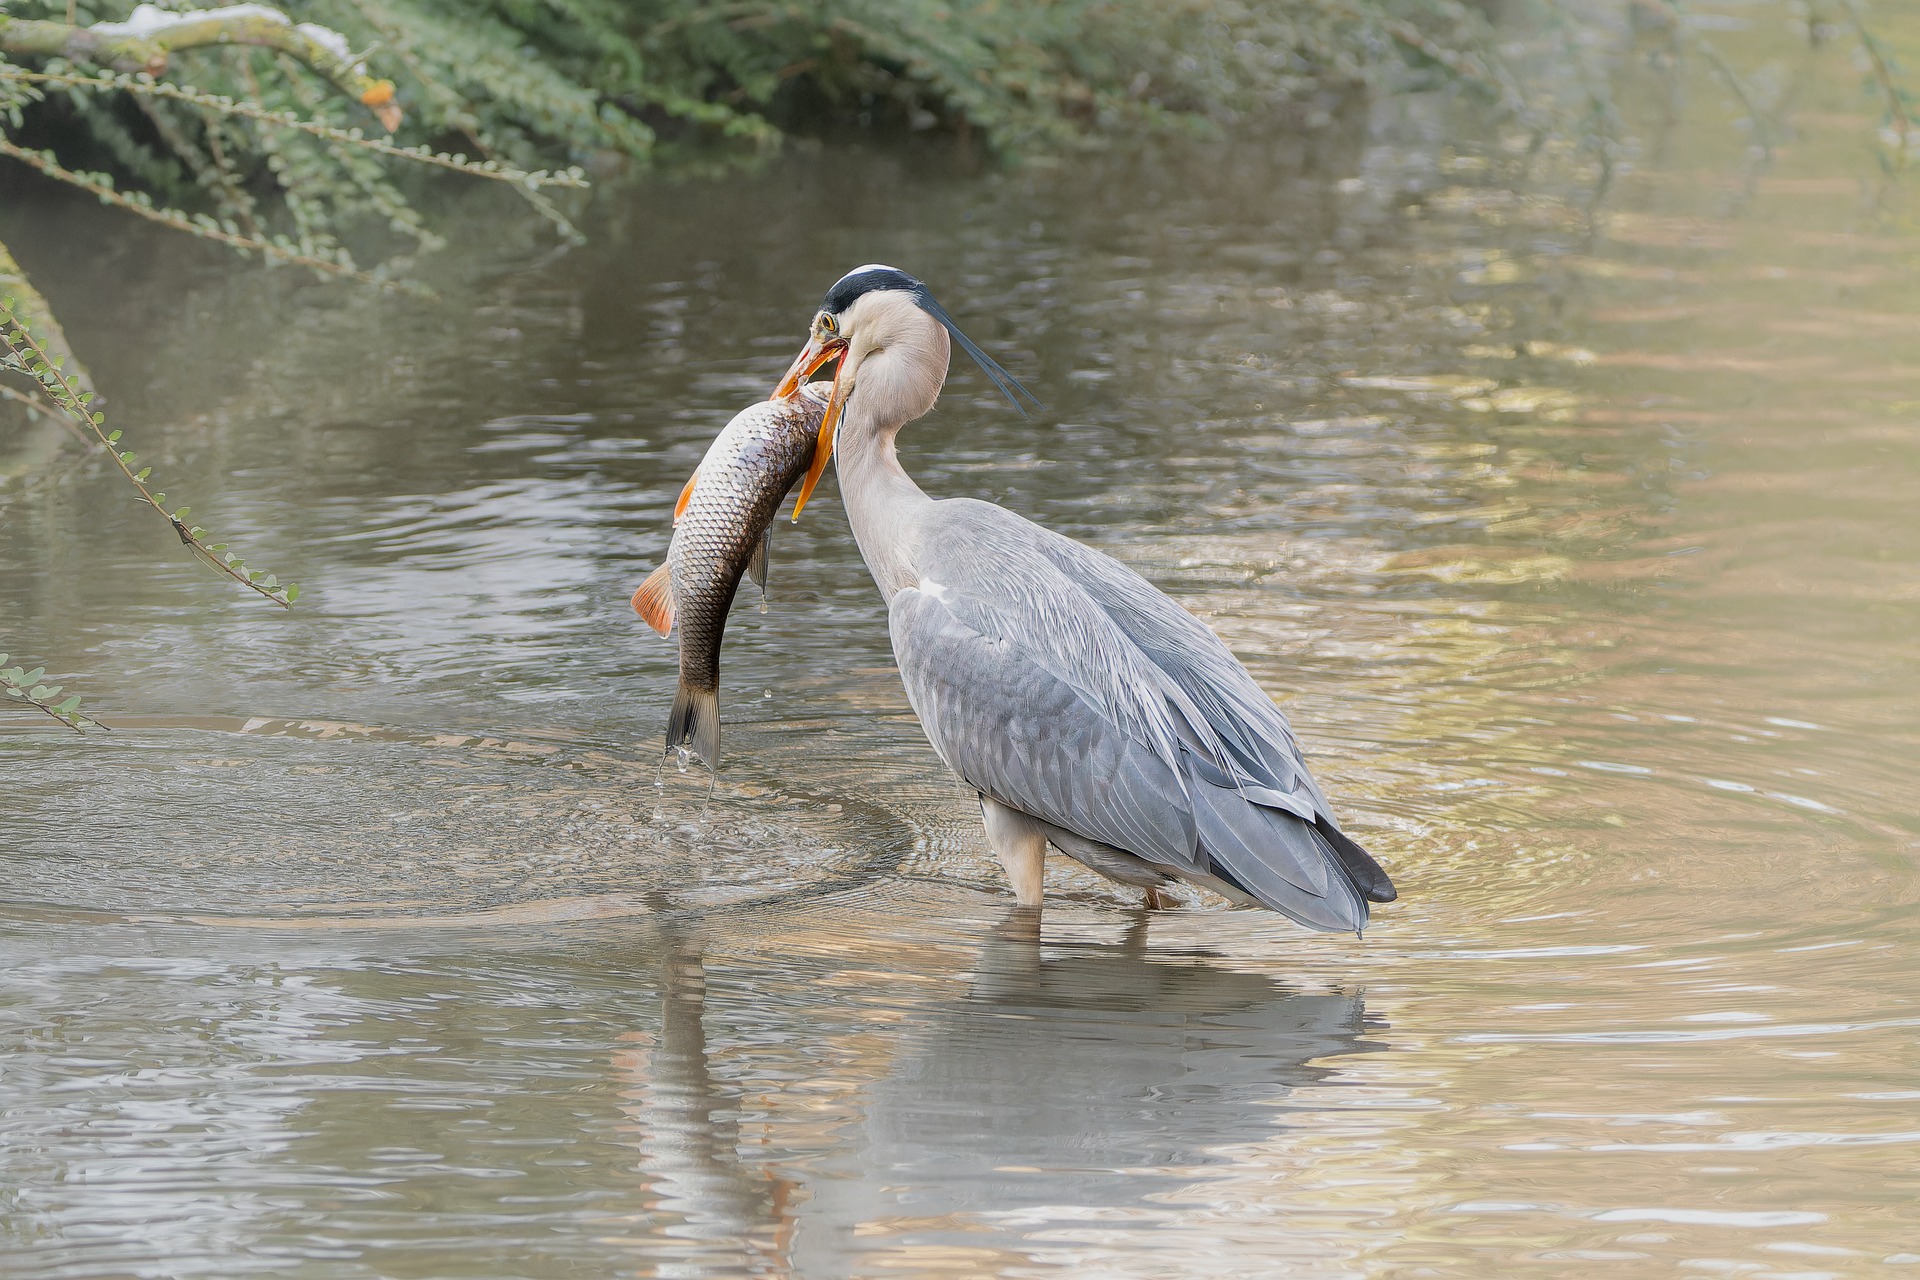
[822,264,1043,417]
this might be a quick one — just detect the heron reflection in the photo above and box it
[616,911,1374,1274]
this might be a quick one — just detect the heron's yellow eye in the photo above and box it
[820,314,838,336]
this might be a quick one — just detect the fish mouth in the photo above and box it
[774,333,845,399]
[775,334,850,521]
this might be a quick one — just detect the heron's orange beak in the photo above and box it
[775,334,849,521]
[774,333,843,399]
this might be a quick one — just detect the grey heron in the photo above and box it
[774,265,1397,931]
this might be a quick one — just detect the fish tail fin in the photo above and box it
[667,681,721,766]
[631,564,676,636]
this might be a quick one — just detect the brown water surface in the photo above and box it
[3,16,1918,1277]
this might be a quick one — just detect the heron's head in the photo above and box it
[774,264,1040,518]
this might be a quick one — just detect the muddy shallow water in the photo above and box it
[4,19,1919,1278]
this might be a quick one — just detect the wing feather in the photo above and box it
[888,500,1385,928]
[891,587,1200,869]
[943,500,1332,814]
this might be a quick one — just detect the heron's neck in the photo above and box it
[835,407,931,598]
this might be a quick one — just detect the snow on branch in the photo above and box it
[0,4,400,130]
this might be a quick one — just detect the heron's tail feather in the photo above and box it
[1313,818,1397,903]
[667,682,720,766]
[1191,785,1368,932]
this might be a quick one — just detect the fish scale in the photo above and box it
[631,382,833,766]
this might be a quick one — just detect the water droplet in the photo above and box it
[758,599,769,614]
[762,689,772,699]
[675,746,691,773]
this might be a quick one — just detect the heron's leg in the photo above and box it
[978,795,1047,908]
[1142,885,1168,911]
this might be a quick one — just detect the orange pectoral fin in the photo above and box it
[631,563,676,636]
[672,470,699,525]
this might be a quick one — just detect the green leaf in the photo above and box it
[284,584,301,603]
[107,429,122,443]
[56,695,82,715]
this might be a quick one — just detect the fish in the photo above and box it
[630,380,833,766]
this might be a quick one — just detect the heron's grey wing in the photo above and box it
[896,524,1370,930]
[1081,562,1317,780]
[915,503,1387,922]
[1005,507,1395,905]
[889,584,1202,873]
[1025,520,1397,906]
[926,508,1297,788]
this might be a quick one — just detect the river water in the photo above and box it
[3,18,1918,1279]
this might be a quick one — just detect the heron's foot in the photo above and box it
[1142,885,1169,911]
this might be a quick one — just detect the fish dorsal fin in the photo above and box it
[631,563,676,636]
[672,470,699,525]
[747,529,771,602]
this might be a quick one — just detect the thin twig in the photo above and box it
[1840,0,1913,160]
[130,88,266,239]
[0,381,93,445]
[0,136,413,291]
[1,301,299,607]
[0,66,588,190]
[0,657,98,731]
[328,0,587,242]
[1686,27,1779,157]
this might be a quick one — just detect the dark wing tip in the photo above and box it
[1313,818,1397,904]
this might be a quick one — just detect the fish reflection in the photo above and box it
[612,922,795,1276]
[614,910,1374,1275]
